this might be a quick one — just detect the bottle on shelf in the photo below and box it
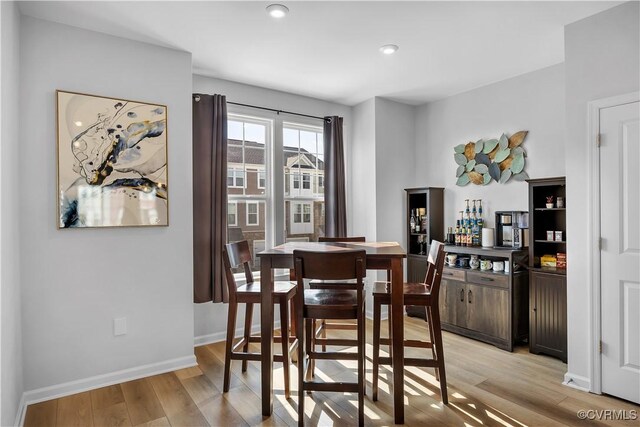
[472,199,477,216]
[421,214,427,233]
[415,211,422,233]
[466,227,472,246]
[410,210,416,234]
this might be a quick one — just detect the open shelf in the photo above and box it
[534,208,566,211]
[534,240,566,244]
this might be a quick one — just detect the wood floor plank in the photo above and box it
[148,372,209,426]
[24,400,57,427]
[57,391,93,427]
[132,416,170,427]
[91,385,126,411]
[179,373,221,405]
[174,366,203,380]
[120,378,166,426]
[92,401,132,427]
[197,395,249,427]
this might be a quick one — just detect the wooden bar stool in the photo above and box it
[222,240,298,398]
[293,249,367,427]
[371,240,448,404]
[312,236,366,352]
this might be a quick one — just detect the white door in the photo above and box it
[600,100,640,404]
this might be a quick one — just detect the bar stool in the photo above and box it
[222,240,298,398]
[293,249,367,427]
[371,240,448,404]
[312,236,366,352]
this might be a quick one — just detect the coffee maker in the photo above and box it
[495,211,528,248]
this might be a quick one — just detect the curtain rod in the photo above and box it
[192,94,328,122]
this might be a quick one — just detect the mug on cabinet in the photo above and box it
[480,259,493,271]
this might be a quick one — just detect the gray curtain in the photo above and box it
[323,116,347,237]
[193,94,228,303]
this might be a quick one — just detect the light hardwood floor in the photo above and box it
[24,317,638,426]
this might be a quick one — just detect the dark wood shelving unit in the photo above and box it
[527,177,567,362]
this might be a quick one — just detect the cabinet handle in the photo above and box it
[460,289,464,302]
[468,290,473,304]
[480,277,494,282]
[443,272,454,276]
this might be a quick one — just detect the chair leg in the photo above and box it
[321,319,327,352]
[241,303,253,372]
[372,297,381,401]
[426,306,439,381]
[305,318,315,380]
[430,304,448,404]
[358,305,365,427]
[280,301,291,399]
[297,312,305,427]
[223,300,238,392]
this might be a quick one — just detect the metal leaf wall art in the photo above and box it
[453,130,529,186]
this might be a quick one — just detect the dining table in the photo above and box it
[257,241,407,424]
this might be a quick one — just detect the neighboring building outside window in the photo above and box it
[258,170,266,189]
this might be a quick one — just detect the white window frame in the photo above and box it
[246,201,259,226]
[228,201,238,226]
[258,170,266,189]
[302,173,311,190]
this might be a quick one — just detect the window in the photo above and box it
[227,168,245,188]
[284,123,323,239]
[293,203,312,224]
[228,202,237,226]
[246,202,259,226]
[226,112,326,273]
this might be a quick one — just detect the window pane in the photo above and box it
[228,120,243,140]
[244,122,266,144]
[300,130,317,154]
[227,200,266,271]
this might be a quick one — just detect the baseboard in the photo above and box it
[14,393,27,427]
[18,354,197,422]
[563,372,592,392]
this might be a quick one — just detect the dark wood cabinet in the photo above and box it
[405,187,444,279]
[404,187,444,319]
[438,245,528,351]
[527,177,567,362]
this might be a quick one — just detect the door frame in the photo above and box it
[588,91,639,394]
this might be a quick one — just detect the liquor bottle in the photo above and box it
[478,199,483,217]
[410,210,416,234]
[421,214,427,233]
[472,199,477,216]
[467,227,472,247]
[415,214,422,233]
[455,226,461,246]
[471,212,479,246]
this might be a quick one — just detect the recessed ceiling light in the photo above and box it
[266,4,289,18]
[379,44,399,55]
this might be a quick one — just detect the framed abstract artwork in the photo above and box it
[56,90,168,228]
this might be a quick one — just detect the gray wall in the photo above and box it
[564,1,640,387]
[19,17,195,393]
[192,74,353,343]
[1,2,24,425]
[415,64,566,228]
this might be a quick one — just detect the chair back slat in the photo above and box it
[423,240,446,297]
[293,250,366,281]
[319,236,366,243]
[223,240,255,300]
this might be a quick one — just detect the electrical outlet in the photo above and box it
[114,317,127,336]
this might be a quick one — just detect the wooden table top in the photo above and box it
[257,241,407,258]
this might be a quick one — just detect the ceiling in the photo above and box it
[19,1,621,106]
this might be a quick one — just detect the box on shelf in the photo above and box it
[541,254,557,267]
[556,252,567,268]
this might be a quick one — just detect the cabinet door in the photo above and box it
[465,283,509,340]
[440,279,466,328]
[530,271,567,361]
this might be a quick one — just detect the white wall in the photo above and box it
[564,1,640,389]
[415,64,565,228]
[1,2,24,424]
[19,17,195,395]
[375,98,416,249]
[192,74,353,343]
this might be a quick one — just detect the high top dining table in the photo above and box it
[257,241,407,424]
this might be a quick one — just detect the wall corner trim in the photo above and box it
[562,372,592,393]
[16,354,197,425]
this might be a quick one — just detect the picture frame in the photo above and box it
[56,90,168,228]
